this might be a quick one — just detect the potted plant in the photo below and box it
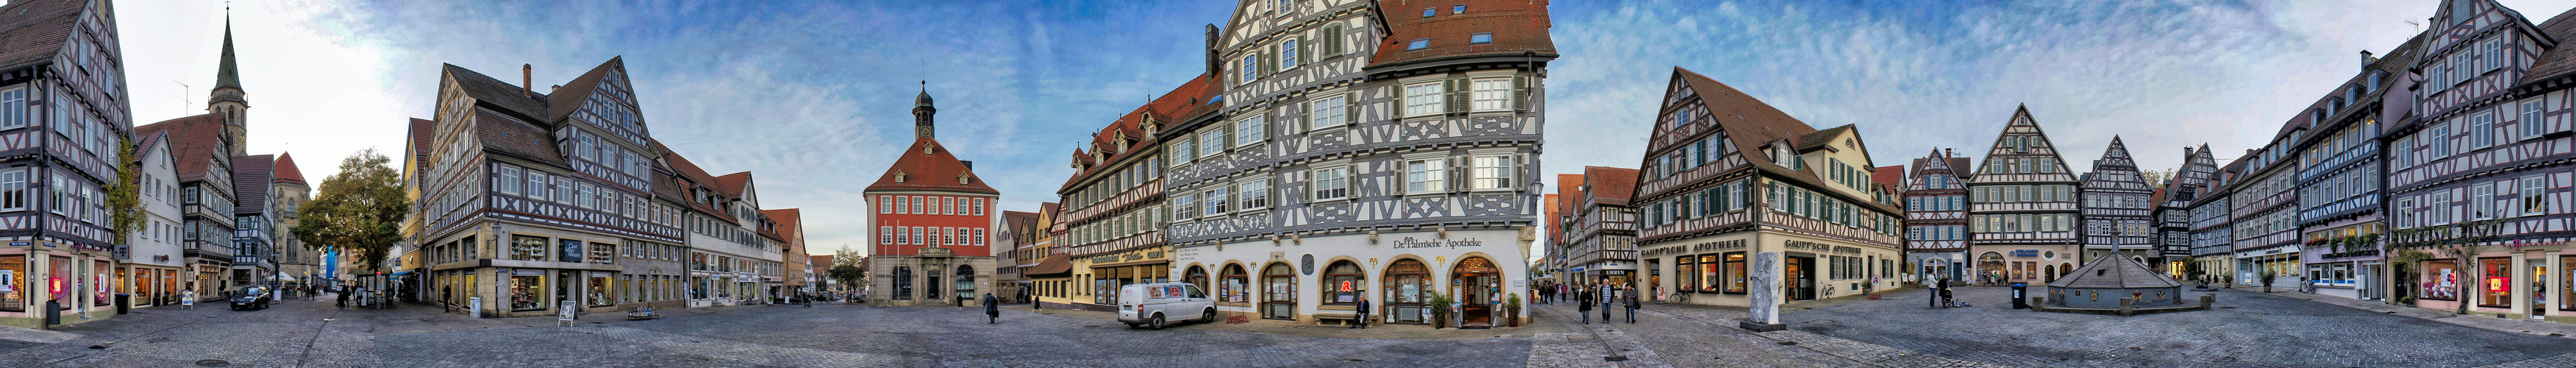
[1427,291,1451,330]
[1504,293,1521,328]
[2258,269,2278,293]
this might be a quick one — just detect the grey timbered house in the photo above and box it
[2291,36,2419,301]
[2188,159,2244,283]
[0,0,137,328]
[2229,115,2305,291]
[1629,68,1904,308]
[1966,107,2080,285]
[1160,0,1553,328]
[2078,138,2155,265]
[2384,0,2576,319]
[1055,75,1208,311]
[2152,144,2216,278]
[1905,149,1971,283]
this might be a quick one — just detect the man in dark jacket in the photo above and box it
[336,288,350,310]
[983,294,999,324]
[1352,294,1371,329]
[1623,286,1640,323]
[1577,287,1594,324]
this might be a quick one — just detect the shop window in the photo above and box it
[2480,258,2513,308]
[1323,261,1363,305]
[0,255,18,312]
[1386,260,1429,305]
[1724,252,1748,294]
[1220,264,1248,303]
[1697,254,1720,293]
[510,235,546,261]
[589,276,613,307]
[1677,256,1697,293]
[510,275,545,311]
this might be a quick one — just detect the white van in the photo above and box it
[1118,282,1215,330]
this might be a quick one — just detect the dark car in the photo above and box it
[231,287,271,311]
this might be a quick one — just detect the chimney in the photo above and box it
[2361,50,2377,71]
[522,64,533,95]
[961,160,974,170]
[1205,24,1222,80]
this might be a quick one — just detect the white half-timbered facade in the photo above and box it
[2078,138,2155,264]
[2293,36,2418,301]
[1966,107,2080,285]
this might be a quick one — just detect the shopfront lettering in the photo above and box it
[1646,239,1748,258]
[1785,240,1835,252]
[1832,246,1862,255]
[1391,237,1485,249]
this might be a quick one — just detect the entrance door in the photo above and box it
[2534,264,2550,319]
[1454,257,1498,327]
[557,270,577,311]
[1785,256,1815,301]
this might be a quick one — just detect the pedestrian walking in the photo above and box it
[1623,286,1639,324]
[1596,283,1613,323]
[983,293,999,324]
[335,288,349,310]
[1352,294,1371,329]
[1577,288,1594,324]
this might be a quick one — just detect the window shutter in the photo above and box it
[1300,38,1313,65]
[1445,78,1469,114]
[1302,172,1315,203]
[1512,76,1530,111]
[1513,153,1529,191]
[1450,157,1469,194]
[1347,167,1361,199]
[1347,92,1363,125]
[1322,25,1343,56]
[1263,47,1277,76]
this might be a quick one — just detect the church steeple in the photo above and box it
[913,81,936,139]
[209,7,251,156]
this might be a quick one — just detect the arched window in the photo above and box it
[1262,263,1296,320]
[1220,263,1248,303]
[1323,261,1363,305]
[955,265,976,302]
[1185,265,1209,293]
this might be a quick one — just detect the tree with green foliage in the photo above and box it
[290,149,408,275]
[106,138,146,244]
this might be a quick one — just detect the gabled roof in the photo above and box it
[2047,253,2182,289]
[273,152,306,185]
[1061,75,1215,192]
[0,0,82,71]
[474,107,565,165]
[132,130,167,163]
[1666,67,1902,213]
[871,138,999,194]
[810,255,832,269]
[408,118,434,171]
[232,155,274,216]
[1369,0,1557,67]
[544,57,624,124]
[760,208,802,241]
[1872,166,1904,191]
[716,171,752,197]
[1581,166,1639,205]
[441,63,547,121]
[134,114,229,182]
[659,149,740,225]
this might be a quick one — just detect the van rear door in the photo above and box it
[1118,286,1143,320]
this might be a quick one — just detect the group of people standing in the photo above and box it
[1571,280,1640,324]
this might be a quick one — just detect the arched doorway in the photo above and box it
[1220,263,1247,303]
[1385,259,1430,324]
[1262,263,1296,320]
[954,265,977,302]
[2044,264,2058,283]
[1185,266,1209,294]
[2060,263,2074,280]
[1452,256,1499,328]
[1977,252,2005,286]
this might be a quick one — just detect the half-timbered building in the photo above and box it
[1163,0,1553,328]
[2188,159,2245,283]
[2152,144,2216,279]
[2294,37,2419,301]
[2230,116,2308,291]
[864,87,998,308]
[1906,149,1971,283]
[121,130,185,308]
[1054,76,1207,311]
[0,0,138,328]
[1966,107,2081,285]
[1630,68,1904,308]
[415,58,691,317]
[1563,166,1637,291]
[2384,0,2576,320]
[2078,138,2155,265]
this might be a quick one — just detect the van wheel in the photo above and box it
[1201,308,1217,323]
[1150,314,1166,330]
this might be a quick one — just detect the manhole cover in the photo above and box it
[195,359,229,367]
[1777,341,1799,346]
[1603,356,1629,362]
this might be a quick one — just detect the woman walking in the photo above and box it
[1577,287,1594,324]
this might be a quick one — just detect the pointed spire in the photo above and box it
[215,7,243,92]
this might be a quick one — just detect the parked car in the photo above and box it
[231,287,272,311]
[1118,283,1213,330]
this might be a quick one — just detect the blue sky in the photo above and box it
[112,0,2575,255]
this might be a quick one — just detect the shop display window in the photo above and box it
[1324,261,1362,304]
[2561,257,2574,311]
[1677,256,1696,293]
[510,236,546,261]
[0,255,19,312]
[588,277,613,307]
[94,261,110,307]
[510,275,544,311]
[2480,258,2513,308]
[1387,260,1427,304]
[2422,261,2458,301]
[1221,264,1247,303]
[1723,252,1747,294]
[1698,255,1719,292]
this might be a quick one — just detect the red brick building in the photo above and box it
[863,87,998,307]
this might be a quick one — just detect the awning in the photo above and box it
[1022,255,1074,277]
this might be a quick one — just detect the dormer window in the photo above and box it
[893,171,907,183]
[1407,39,1429,51]
[1470,33,1492,44]
[922,144,935,155]
[959,173,971,185]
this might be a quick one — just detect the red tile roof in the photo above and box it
[1582,166,1639,204]
[1551,174,1583,241]
[658,148,740,226]
[1060,75,1216,192]
[544,57,623,124]
[408,118,434,172]
[134,114,230,182]
[273,152,306,185]
[716,171,752,197]
[132,130,166,164]
[810,255,832,269]
[870,138,999,194]
[232,155,274,216]
[0,0,82,71]
[1369,0,1558,67]
[1872,165,1904,193]
[1670,67,1899,213]
[761,208,802,242]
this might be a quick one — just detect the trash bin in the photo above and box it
[115,294,129,315]
[2010,283,2028,309]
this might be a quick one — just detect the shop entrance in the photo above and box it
[556,270,577,311]
[1261,263,1295,320]
[1977,252,2005,286]
[1453,257,1498,328]
[2533,263,2549,319]
[1785,255,1816,301]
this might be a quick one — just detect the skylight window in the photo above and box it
[1422,8,1435,18]
[1455,4,1466,14]
[1470,33,1493,44]
[1407,39,1430,51]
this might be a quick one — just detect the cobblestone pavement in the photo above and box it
[0,295,1534,367]
[1783,286,2576,367]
